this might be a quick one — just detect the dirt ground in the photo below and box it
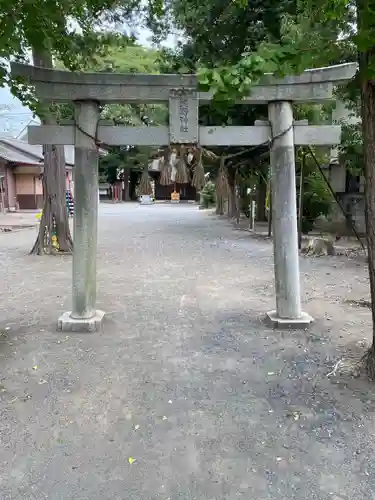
[0,204,374,500]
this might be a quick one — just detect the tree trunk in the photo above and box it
[227,167,236,218]
[360,74,375,374]
[122,168,131,201]
[216,196,224,215]
[30,48,73,255]
[256,174,267,221]
[235,170,241,224]
[357,0,375,375]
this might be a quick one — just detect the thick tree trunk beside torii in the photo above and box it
[355,0,375,377]
[30,48,73,255]
[359,61,375,375]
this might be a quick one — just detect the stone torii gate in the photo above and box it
[11,62,357,332]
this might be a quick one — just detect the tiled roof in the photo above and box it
[0,142,41,164]
[0,138,75,166]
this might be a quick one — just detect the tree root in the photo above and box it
[30,239,72,256]
[326,357,362,379]
[326,345,375,381]
[30,220,73,255]
[362,346,375,380]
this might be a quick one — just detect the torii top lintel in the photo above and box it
[11,62,357,105]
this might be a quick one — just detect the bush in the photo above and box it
[200,181,216,208]
[302,171,331,233]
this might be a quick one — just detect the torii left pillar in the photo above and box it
[58,100,105,332]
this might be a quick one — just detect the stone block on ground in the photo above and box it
[301,237,336,256]
[265,310,314,329]
[57,310,105,333]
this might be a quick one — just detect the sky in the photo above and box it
[0,25,178,138]
[0,87,36,138]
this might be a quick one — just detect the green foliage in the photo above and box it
[200,181,216,208]
[157,46,197,74]
[99,145,154,183]
[92,41,168,133]
[294,103,332,124]
[98,43,160,73]
[198,56,267,104]
[297,151,332,233]
[339,122,364,175]
[302,170,332,233]
[189,0,357,103]
[53,38,167,127]
[1,0,166,109]
[99,153,119,184]
[154,0,301,112]
[151,0,296,66]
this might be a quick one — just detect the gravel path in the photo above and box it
[0,203,374,500]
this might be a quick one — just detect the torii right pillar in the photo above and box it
[265,100,313,328]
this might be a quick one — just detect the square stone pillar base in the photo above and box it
[57,310,105,333]
[265,310,314,330]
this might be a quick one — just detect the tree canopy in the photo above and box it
[193,0,357,101]
[0,0,165,87]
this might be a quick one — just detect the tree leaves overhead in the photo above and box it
[191,0,357,100]
[0,0,164,86]
[152,0,296,66]
[84,41,168,128]
[153,0,356,102]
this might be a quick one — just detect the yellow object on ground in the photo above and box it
[171,191,180,202]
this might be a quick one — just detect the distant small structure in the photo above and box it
[0,137,74,210]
